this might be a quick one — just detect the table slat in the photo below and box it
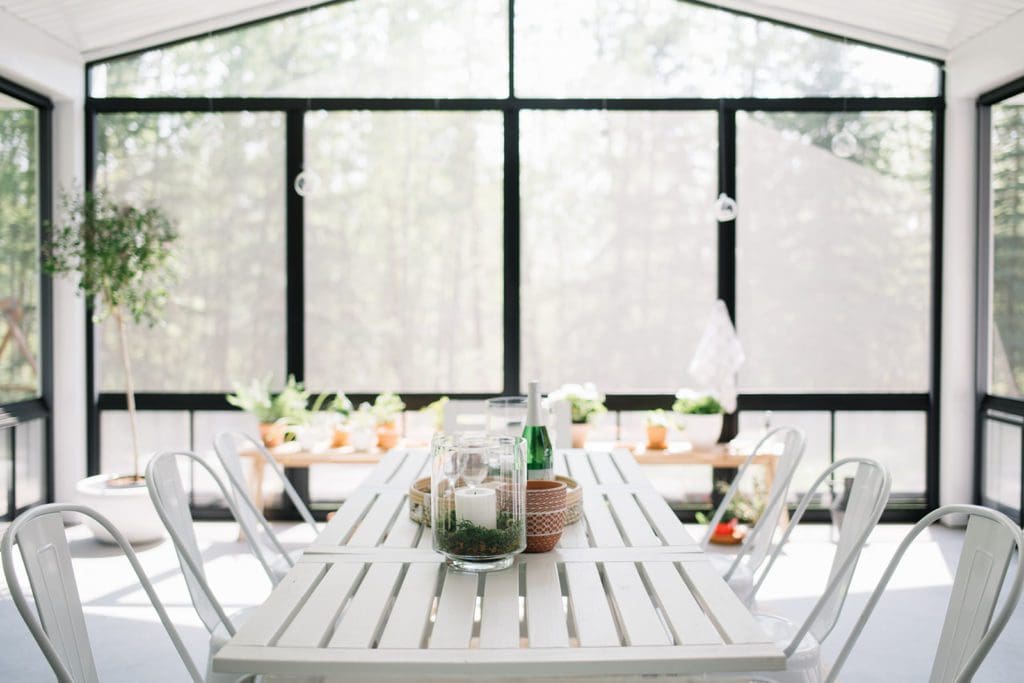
[581,494,625,548]
[317,488,377,546]
[588,451,624,485]
[605,491,660,547]
[277,562,364,647]
[347,491,406,547]
[378,563,442,649]
[231,563,325,646]
[642,562,723,645]
[389,451,429,489]
[479,566,521,649]
[603,562,672,646]
[681,560,768,645]
[363,449,408,485]
[556,518,589,549]
[329,563,404,648]
[635,490,697,547]
[526,559,569,648]
[564,562,620,647]
[564,451,597,487]
[612,450,651,487]
[553,450,569,478]
[430,570,479,649]
[382,510,423,548]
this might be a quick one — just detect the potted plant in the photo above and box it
[696,479,767,544]
[327,392,354,448]
[371,391,406,450]
[644,409,670,450]
[44,190,177,544]
[548,382,606,448]
[226,374,309,447]
[348,402,377,451]
[672,389,724,450]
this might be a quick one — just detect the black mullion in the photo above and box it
[39,102,55,503]
[975,100,993,506]
[286,110,305,382]
[718,105,738,441]
[507,0,515,98]
[86,96,942,114]
[502,109,521,395]
[85,104,101,476]
[926,91,945,512]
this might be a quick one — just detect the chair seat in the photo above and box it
[703,614,824,683]
[707,551,755,602]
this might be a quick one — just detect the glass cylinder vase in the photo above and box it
[431,432,526,572]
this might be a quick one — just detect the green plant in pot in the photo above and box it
[421,396,450,432]
[696,479,767,543]
[226,374,309,447]
[672,388,724,450]
[43,189,177,543]
[644,409,671,450]
[371,391,406,450]
[548,382,606,448]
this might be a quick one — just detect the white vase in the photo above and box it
[678,413,724,450]
[75,473,166,545]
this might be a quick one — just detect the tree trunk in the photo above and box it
[114,306,142,481]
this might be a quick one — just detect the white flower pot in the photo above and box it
[75,473,166,545]
[678,413,724,450]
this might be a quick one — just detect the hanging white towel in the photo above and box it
[688,299,745,413]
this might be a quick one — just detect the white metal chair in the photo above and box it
[147,450,299,682]
[819,504,1024,683]
[442,397,572,447]
[213,430,319,557]
[1,503,204,683]
[708,457,892,682]
[703,426,806,597]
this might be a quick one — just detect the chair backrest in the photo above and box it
[213,430,319,537]
[703,426,806,577]
[1,503,203,683]
[749,458,892,655]
[825,505,1024,683]
[443,399,489,433]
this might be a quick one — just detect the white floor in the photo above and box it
[0,521,1021,682]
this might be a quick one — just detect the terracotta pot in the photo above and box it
[331,426,350,449]
[259,422,286,448]
[646,425,668,450]
[525,480,566,553]
[570,423,589,448]
[377,422,399,450]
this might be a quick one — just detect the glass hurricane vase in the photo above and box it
[431,432,526,572]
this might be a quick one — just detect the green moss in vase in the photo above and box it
[437,511,523,557]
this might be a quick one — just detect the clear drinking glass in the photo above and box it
[432,432,526,572]
[486,396,528,437]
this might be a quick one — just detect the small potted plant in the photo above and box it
[672,389,724,450]
[371,391,406,450]
[644,409,670,450]
[328,392,354,448]
[548,382,606,448]
[348,402,377,451]
[696,479,767,544]
[44,189,177,544]
[226,374,309,447]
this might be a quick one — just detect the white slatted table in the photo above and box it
[213,449,784,680]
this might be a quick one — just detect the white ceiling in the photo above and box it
[1,0,1022,62]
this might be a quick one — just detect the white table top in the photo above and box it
[213,448,784,680]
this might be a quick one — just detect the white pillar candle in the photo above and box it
[454,487,497,529]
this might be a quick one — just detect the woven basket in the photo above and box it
[409,475,582,527]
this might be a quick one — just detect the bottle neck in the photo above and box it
[526,382,543,426]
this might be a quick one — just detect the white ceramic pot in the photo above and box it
[75,473,166,545]
[678,413,724,450]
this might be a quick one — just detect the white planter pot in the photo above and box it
[75,474,166,545]
[678,413,724,450]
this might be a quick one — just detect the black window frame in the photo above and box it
[83,0,945,522]
[0,75,55,519]
[975,75,1024,524]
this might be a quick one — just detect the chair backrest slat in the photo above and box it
[15,511,99,683]
[147,454,224,633]
[810,461,889,641]
[930,514,1016,683]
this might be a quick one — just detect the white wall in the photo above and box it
[0,10,86,503]
[941,13,1024,514]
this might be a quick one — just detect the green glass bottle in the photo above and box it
[523,380,553,480]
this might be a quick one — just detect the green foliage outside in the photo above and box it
[672,392,723,415]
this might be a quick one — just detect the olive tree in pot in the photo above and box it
[44,190,177,544]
